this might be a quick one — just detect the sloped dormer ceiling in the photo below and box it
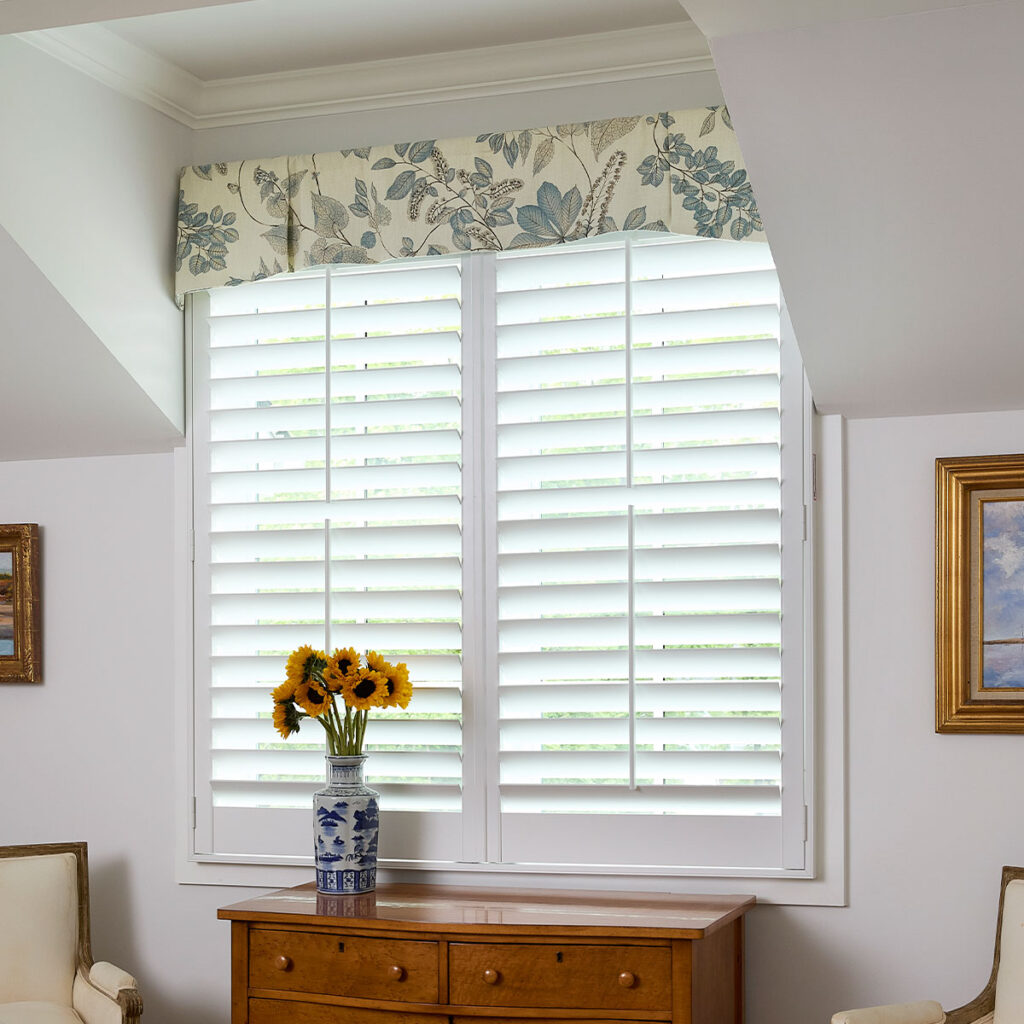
[681,0,1024,418]
[0,33,191,457]
[0,225,182,461]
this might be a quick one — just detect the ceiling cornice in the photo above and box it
[17,20,714,129]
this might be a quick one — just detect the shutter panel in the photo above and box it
[494,237,787,868]
[195,262,464,861]
[329,264,464,819]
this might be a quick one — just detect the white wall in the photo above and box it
[0,453,262,1024]
[5,45,1024,1024]
[745,409,1024,1024]
[5,411,1023,1024]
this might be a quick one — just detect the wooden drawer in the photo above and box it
[251,999,444,1024]
[249,929,439,1003]
[448,942,671,1011]
[452,1020,660,1024]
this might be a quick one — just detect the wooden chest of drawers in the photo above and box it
[219,883,754,1024]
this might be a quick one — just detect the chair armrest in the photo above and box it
[73,963,143,1024]
[831,1001,946,1024]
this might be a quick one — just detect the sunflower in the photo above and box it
[322,647,361,692]
[294,677,333,718]
[285,645,326,689]
[342,669,388,711]
[271,677,297,703]
[366,651,412,709]
[273,699,302,739]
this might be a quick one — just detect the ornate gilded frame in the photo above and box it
[0,523,41,683]
[936,455,1024,732]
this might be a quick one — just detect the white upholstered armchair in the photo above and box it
[0,843,142,1024]
[832,866,1024,1024]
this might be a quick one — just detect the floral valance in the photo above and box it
[175,106,763,304]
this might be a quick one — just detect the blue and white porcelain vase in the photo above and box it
[313,754,379,894]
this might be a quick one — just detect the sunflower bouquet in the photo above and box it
[272,645,412,755]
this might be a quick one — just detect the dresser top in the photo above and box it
[218,882,754,939]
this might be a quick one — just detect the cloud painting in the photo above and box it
[982,500,1024,688]
[0,551,12,657]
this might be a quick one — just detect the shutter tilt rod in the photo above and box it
[625,241,636,791]
[324,268,333,652]
[628,502,636,791]
[624,239,634,488]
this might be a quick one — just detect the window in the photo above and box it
[188,233,811,877]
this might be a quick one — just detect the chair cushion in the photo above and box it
[830,1000,945,1023]
[994,879,1024,1023]
[0,1004,83,1024]
[0,854,78,1006]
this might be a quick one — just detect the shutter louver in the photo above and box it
[197,262,464,860]
[494,237,785,868]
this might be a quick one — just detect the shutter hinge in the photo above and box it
[803,804,809,843]
[192,796,197,830]
[189,529,196,563]
[802,504,808,542]
[811,452,818,501]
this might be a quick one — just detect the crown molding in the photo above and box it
[18,20,714,129]
[18,23,204,123]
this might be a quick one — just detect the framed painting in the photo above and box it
[0,523,41,683]
[937,455,1024,732]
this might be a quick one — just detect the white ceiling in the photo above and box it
[104,0,688,80]
[0,0,251,34]
[16,0,706,128]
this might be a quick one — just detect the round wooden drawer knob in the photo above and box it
[482,968,500,985]
[274,955,292,972]
[618,971,636,988]
[388,965,406,982]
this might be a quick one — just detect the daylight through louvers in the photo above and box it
[174,107,764,302]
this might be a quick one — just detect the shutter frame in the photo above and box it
[191,236,808,875]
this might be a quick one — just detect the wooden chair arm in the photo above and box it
[74,962,143,1024]
[944,991,994,1024]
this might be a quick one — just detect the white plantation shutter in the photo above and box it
[493,236,800,869]
[190,234,809,874]
[193,260,465,862]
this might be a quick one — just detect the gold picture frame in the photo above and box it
[937,455,1024,732]
[0,523,41,683]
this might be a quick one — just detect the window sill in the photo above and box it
[177,852,843,906]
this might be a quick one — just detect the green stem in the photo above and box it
[327,701,342,756]
[318,712,339,753]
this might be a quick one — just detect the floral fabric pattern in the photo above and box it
[175,107,763,304]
